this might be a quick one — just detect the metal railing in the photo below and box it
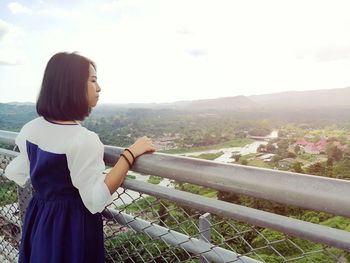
[0,129,349,262]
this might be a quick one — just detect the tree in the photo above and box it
[294,145,301,154]
[326,144,343,161]
[325,157,334,177]
[277,140,289,151]
[332,160,350,179]
[248,127,271,136]
[291,162,304,173]
[266,142,277,153]
[232,154,241,162]
[257,144,266,153]
[307,162,326,177]
[326,157,334,167]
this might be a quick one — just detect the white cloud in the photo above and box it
[7,2,33,14]
[100,0,121,12]
[0,19,26,66]
[315,46,350,62]
[0,55,21,66]
[100,0,147,13]
[176,27,193,35]
[0,20,11,41]
[185,48,207,57]
[7,1,77,18]
[0,60,17,66]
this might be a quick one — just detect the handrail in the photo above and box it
[2,129,350,218]
[2,145,350,251]
[104,146,350,218]
[0,130,18,145]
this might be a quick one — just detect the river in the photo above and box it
[179,130,278,164]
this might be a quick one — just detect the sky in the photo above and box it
[1,0,350,104]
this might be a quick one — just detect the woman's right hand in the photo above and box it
[128,136,156,158]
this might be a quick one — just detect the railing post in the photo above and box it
[199,212,211,263]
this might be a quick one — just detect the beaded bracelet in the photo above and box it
[124,148,135,161]
[120,153,132,169]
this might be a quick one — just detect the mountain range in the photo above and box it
[4,87,350,111]
[97,87,350,111]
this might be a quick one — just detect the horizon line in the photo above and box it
[1,86,350,105]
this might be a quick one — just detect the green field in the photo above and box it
[160,138,254,154]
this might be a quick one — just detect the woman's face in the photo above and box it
[87,64,101,108]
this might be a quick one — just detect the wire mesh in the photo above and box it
[102,183,350,263]
[0,154,21,262]
[0,151,349,263]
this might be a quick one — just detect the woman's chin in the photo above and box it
[89,102,98,108]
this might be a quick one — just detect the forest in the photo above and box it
[1,102,350,262]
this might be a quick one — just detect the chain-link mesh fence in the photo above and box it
[0,153,21,263]
[102,185,349,263]
[1,149,350,263]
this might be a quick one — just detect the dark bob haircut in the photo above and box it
[36,52,96,121]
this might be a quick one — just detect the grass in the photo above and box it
[148,176,162,185]
[296,154,327,166]
[239,153,257,161]
[126,174,136,179]
[247,159,274,169]
[202,191,218,198]
[0,181,17,206]
[118,196,157,212]
[188,151,224,160]
[298,153,319,162]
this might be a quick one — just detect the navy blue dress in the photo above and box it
[5,117,112,263]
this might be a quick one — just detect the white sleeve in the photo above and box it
[67,131,113,214]
[4,129,30,187]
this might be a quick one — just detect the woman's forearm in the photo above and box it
[104,150,134,194]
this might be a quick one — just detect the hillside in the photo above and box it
[248,87,350,109]
[109,87,350,110]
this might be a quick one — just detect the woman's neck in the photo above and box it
[46,118,79,125]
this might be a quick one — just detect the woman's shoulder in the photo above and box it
[76,125,100,139]
[18,117,102,148]
[17,117,43,136]
[71,126,103,147]
[67,128,103,156]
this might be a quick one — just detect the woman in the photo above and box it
[5,52,156,262]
